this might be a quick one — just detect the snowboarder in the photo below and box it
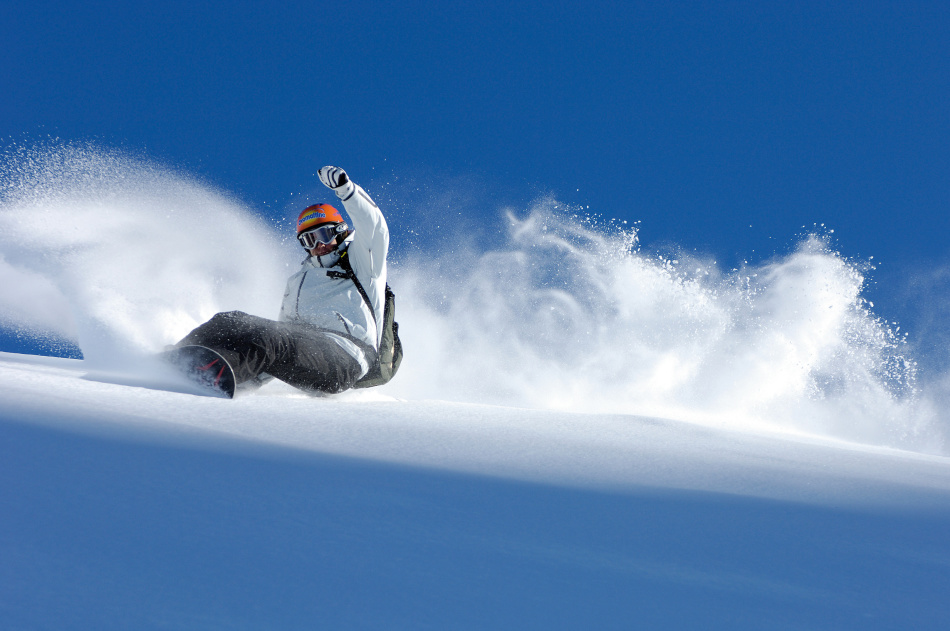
[171,166,389,395]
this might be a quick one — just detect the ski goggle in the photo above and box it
[298,223,343,249]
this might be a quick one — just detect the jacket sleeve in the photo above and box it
[335,180,389,279]
[333,179,389,346]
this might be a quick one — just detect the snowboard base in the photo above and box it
[162,345,236,399]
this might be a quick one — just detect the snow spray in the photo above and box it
[0,141,291,369]
[0,143,944,452]
[385,191,943,453]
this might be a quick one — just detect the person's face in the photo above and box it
[298,223,341,257]
[309,239,338,257]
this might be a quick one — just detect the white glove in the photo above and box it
[318,165,347,188]
[318,166,355,200]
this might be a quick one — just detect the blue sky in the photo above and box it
[2,1,949,335]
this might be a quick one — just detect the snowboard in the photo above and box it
[162,344,236,399]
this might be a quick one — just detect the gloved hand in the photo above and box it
[318,166,349,190]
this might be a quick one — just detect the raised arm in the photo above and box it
[318,166,389,277]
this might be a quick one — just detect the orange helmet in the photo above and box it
[296,203,345,236]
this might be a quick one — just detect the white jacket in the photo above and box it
[278,180,389,376]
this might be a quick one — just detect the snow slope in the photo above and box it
[2,144,950,629]
[2,351,950,630]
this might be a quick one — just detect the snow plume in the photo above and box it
[392,198,943,453]
[0,144,943,452]
[0,141,291,368]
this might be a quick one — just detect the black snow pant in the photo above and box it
[176,311,366,394]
